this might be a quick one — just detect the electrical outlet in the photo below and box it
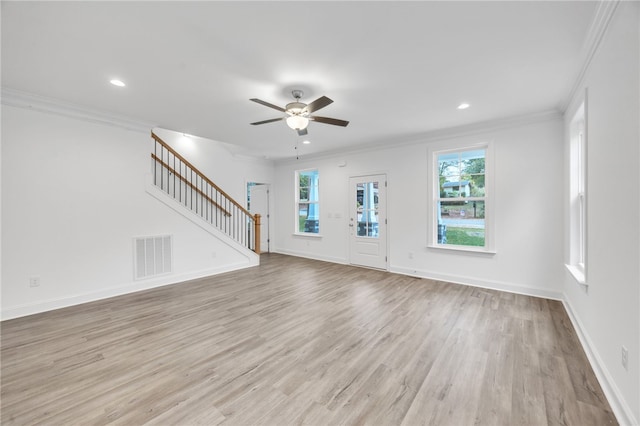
[29,276,41,288]
[621,346,628,370]
[211,251,217,259]
[408,252,414,259]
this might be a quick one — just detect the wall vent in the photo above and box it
[134,235,172,280]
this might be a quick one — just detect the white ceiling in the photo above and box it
[2,1,597,159]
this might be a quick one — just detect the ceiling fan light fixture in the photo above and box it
[250,90,347,133]
[286,115,309,130]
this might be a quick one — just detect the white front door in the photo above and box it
[349,174,387,269]
[249,184,270,253]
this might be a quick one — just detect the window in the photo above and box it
[567,101,587,284]
[296,169,319,234]
[430,144,493,252]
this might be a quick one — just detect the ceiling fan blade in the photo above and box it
[297,128,308,136]
[310,116,349,127]
[303,96,333,114]
[250,117,284,125]
[250,98,286,112]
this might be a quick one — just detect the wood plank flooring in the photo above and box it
[1,254,616,425]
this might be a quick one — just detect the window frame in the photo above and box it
[294,168,321,236]
[566,99,587,285]
[428,141,495,253]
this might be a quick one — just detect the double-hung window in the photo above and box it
[567,101,587,284]
[430,144,493,252]
[296,169,320,234]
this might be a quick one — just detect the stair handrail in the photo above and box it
[151,153,232,217]
[151,132,254,218]
[150,131,261,254]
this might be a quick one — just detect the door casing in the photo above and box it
[348,174,388,270]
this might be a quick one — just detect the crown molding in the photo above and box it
[1,87,157,133]
[275,109,563,165]
[561,0,620,112]
[2,87,562,166]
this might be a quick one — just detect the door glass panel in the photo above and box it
[355,181,379,238]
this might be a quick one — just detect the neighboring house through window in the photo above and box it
[430,143,494,252]
[296,169,319,234]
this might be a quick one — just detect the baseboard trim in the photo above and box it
[271,248,348,266]
[269,250,561,300]
[0,261,255,321]
[562,297,637,426]
[391,265,563,300]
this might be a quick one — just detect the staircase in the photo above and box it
[150,132,261,254]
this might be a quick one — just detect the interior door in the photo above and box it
[349,174,387,269]
[249,184,270,253]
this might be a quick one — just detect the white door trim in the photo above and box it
[348,173,388,270]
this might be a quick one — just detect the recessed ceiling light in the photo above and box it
[110,79,126,87]
[302,140,311,145]
[457,103,470,110]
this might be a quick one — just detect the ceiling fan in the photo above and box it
[250,90,349,136]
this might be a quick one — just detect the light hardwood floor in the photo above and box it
[1,254,616,425]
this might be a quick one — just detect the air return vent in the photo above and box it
[134,235,172,280]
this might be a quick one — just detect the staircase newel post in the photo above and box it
[254,214,261,254]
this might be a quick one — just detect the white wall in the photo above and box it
[273,116,565,299]
[563,2,639,424]
[2,6,636,419]
[1,104,272,320]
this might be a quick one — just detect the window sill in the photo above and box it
[293,233,323,238]
[565,264,587,286]
[428,244,496,255]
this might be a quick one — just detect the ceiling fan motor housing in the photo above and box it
[250,89,348,132]
[286,101,307,116]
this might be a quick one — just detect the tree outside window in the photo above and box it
[436,148,487,248]
[296,169,319,234]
